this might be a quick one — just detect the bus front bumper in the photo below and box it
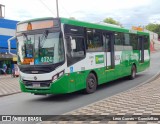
[19,76,70,95]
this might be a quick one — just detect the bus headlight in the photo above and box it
[52,70,64,82]
[59,70,64,77]
[52,75,58,82]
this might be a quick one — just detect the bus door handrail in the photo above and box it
[7,36,16,56]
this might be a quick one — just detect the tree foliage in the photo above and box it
[103,17,122,27]
[145,23,160,35]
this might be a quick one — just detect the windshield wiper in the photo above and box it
[22,33,29,41]
[40,30,48,47]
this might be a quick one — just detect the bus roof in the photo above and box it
[17,17,149,36]
[60,18,149,35]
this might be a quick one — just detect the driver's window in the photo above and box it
[66,36,72,58]
[72,37,85,57]
[66,36,85,66]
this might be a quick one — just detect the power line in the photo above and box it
[38,0,56,17]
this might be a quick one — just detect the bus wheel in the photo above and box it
[85,73,97,94]
[129,65,136,80]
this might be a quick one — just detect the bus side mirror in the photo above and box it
[70,36,76,50]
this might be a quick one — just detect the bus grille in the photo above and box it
[20,67,52,74]
[23,80,52,88]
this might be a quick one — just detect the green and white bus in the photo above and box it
[16,17,150,95]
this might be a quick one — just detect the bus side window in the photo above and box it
[103,34,111,52]
[124,33,130,45]
[66,36,85,66]
[144,36,149,49]
[138,36,143,50]
[66,36,72,57]
[114,32,124,51]
[124,33,132,50]
[86,28,103,52]
[72,37,85,57]
[130,34,138,50]
[138,35,149,50]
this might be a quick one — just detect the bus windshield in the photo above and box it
[17,31,64,65]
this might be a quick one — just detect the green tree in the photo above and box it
[103,17,122,27]
[145,23,160,35]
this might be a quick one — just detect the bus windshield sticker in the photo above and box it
[30,62,34,65]
[40,57,53,63]
[22,58,34,64]
[70,67,74,73]
[35,59,39,64]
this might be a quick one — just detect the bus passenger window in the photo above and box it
[130,34,138,50]
[114,32,124,51]
[124,33,130,45]
[114,33,124,45]
[144,36,149,49]
[105,35,111,52]
[86,29,103,52]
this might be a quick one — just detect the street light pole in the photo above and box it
[56,0,59,17]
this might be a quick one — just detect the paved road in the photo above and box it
[0,52,160,115]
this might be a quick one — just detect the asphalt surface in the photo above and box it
[0,52,160,115]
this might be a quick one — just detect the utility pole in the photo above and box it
[0,4,5,18]
[56,0,59,17]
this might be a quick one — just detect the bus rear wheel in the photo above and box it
[129,65,136,80]
[85,73,97,94]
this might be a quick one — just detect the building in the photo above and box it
[0,18,18,74]
[0,4,18,74]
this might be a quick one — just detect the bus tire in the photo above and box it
[129,65,136,80]
[85,73,97,94]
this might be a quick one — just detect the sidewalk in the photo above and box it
[41,75,160,124]
[0,75,20,97]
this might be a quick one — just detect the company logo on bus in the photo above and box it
[34,76,37,80]
[95,55,104,64]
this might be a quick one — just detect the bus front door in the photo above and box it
[104,33,115,82]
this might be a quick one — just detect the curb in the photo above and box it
[0,91,21,97]
[132,69,160,89]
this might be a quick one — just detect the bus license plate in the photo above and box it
[32,83,40,88]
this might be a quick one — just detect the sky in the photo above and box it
[0,0,160,28]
